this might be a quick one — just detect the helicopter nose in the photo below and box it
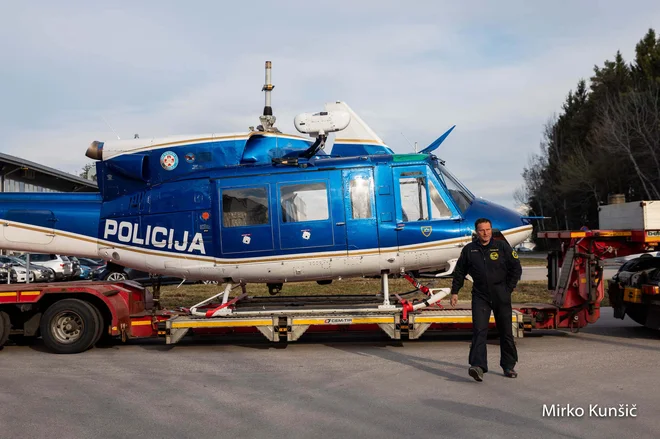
[465,199,533,247]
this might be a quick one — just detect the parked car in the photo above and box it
[97,265,218,286]
[0,256,55,282]
[67,256,82,279]
[18,254,73,280]
[76,257,105,279]
[76,257,105,271]
[96,266,189,285]
[79,265,92,280]
[0,263,9,283]
[12,265,33,283]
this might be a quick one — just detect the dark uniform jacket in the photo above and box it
[450,238,523,304]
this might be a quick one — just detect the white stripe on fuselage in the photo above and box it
[102,132,312,161]
[0,220,532,282]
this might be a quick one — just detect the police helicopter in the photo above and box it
[0,61,532,304]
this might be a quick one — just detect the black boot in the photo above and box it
[503,368,518,378]
[469,366,484,382]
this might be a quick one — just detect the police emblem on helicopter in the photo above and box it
[421,226,432,237]
[160,151,179,170]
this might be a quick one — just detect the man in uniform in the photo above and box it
[450,218,522,381]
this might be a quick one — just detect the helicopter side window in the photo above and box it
[280,182,329,223]
[222,187,269,227]
[350,177,373,219]
[399,176,429,221]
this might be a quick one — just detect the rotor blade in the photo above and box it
[419,125,456,154]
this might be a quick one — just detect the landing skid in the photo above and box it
[186,271,447,317]
[162,272,520,345]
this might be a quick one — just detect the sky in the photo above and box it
[1,1,659,209]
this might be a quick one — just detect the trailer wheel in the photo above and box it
[40,299,101,354]
[88,303,104,347]
[0,311,10,348]
[625,305,648,327]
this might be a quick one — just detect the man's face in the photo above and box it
[476,222,492,244]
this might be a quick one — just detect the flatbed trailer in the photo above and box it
[0,277,527,353]
[3,225,658,353]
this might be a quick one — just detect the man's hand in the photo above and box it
[450,294,458,307]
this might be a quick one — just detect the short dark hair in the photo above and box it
[475,218,491,230]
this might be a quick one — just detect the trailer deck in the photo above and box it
[5,219,660,353]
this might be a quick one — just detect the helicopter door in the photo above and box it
[219,183,274,256]
[277,173,346,254]
[342,168,378,255]
[393,165,465,266]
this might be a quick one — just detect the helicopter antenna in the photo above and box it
[258,61,278,132]
[400,132,417,153]
[102,116,121,140]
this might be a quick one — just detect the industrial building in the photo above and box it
[0,152,97,193]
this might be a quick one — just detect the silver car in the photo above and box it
[19,254,72,280]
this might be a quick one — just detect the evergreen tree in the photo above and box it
[523,28,660,242]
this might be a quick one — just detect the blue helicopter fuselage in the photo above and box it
[0,130,532,284]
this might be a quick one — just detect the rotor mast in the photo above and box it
[259,61,277,132]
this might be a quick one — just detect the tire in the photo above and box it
[625,305,648,327]
[40,299,101,354]
[0,311,10,348]
[88,303,104,348]
[105,271,128,281]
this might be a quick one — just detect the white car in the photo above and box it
[6,265,34,283]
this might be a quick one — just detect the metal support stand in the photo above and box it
[378,271,396,310]
[190,283,233,317]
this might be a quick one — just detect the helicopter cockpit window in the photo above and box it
[433,161,474,213]
[399,176,429,222]
[222,187,269,227]
[350,177,373,219]
[280,182,329,223]
[428,180,452,218]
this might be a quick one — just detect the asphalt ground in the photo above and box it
[0,309,657,439]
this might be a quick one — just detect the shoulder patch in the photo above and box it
[512,250,519,259]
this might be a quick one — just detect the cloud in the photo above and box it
[1,1,659,208]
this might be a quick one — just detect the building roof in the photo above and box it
[0,152,98,192]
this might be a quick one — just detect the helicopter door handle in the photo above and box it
[336,222,345,226]
[395,223,405,231]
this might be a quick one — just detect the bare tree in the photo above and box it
[557,147,603,208]
[593,86,660,199]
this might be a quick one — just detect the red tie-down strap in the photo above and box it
[400,273,444,316]
[205,293,248,317]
